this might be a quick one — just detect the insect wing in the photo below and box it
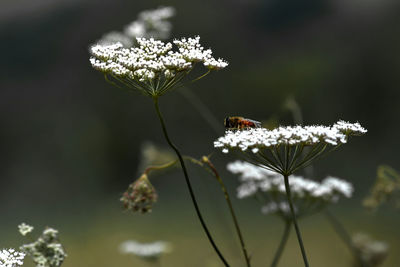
[245,118,262,128]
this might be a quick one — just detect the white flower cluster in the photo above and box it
[215,120,367,153]
[119,240,172,259]
[20,226,67,267]
[0,249,25,267]
[173,37,228,69]
[90,36,228,83]
[98,6,175,46]
[18,223,34,236]
[98,31,134,48]
[125,6,175,40]
[228,161,353,202]
[261,202,291,215]
[228,161,353,217]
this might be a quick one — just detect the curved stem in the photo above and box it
[324,210,365,267]
[152,97,230,267]
[283,174,310,267]
[270,220,292,267]
[143,160,178,175]
[202,156,252,267]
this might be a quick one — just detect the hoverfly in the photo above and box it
[224,116,262,130]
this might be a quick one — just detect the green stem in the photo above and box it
[324,210,365,267]
[283,174,310,267]
[152,97,230,267]
[270,220,292,267]
[143,160,178,175]
[202,157,252,267]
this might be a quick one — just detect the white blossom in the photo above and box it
[261,202,292,216]
[228,161,353,217]
[333,120,367,135]
[90,36,227,96]
[119,240,172,259]
[18,223,34,236]
[96,6,176,47]
[20,226,67,267]
[0,249,25,267]
[228,161,353,201]
[97,31,134,47]
[125,6,175,40]
[215,121,367,153]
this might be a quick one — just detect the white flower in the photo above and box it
[96,6,176,47]
[333,120,367,135]
[97,31,134,47]
[261,202,292,216]
[125,6,176,40]
[227,160,277,182]
[216,121,366,174]
[20,226,67,267]
[119,240,172,259]
[229,161,353,201]
[18,223,34,236]
[215,121,367,153]
[322,176,354,199]
[228,161,353,217]
[0,249,25,267]
[90,36,227,96]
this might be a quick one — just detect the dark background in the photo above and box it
[1,0,400,266]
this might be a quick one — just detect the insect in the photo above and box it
[224,116,262,129]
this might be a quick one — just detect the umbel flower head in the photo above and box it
[119,240,172,261]
[89,36,228,97]
[121,174,158,213]
[215,120,367,175]
[97,6,176,47]
[228,161,353,219]
[19,226,67,267]
[0,248,25,267]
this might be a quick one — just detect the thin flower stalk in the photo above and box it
[153,97,230,267]
[201,156,251,267]
[284,174,309,267]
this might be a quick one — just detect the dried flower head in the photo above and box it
[19,226,67,267]
[352,233,389,267]
[363,165,400,210]
[18,223,34,236]
[121,174,158,213]
[119,240,172,260]
[228,161,353,218]
[0,249,25,267]
[97,6,176,47]
[90,36,228,97]
[215,120,366,175]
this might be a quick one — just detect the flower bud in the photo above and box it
[121,174,158,214]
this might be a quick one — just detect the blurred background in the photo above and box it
[1,0,400,266]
